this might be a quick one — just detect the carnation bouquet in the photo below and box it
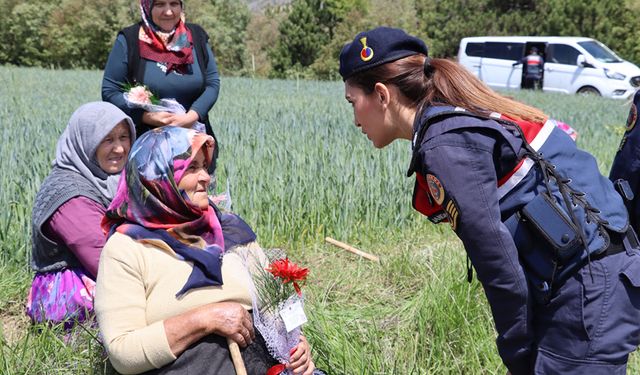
[238,248,322,375]
[122,83,206,133]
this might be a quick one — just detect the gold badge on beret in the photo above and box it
[359,37,374,62]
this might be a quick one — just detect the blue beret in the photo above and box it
[339,27,428,81]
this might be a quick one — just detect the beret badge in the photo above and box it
[359,37,374,62]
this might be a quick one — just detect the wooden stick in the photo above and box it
[325,237,380,262]
[227,338,247,375]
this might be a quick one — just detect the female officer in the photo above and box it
[339,27,640,374]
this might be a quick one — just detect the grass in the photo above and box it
[0,64,637,373]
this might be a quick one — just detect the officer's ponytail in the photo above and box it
[347,55,547,124]
[424,58,546,123]
[423,57,435,78]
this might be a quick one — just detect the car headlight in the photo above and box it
[604,68,626,80]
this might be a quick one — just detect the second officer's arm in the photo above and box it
[418,128,533,375]
[609,90,640,230]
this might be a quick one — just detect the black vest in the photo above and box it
[31,167,109,273]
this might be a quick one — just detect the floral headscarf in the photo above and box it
[103,126,223,296]
[138,0,193,73]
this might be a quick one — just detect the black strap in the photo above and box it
[184,23,216,154]
[597,227,639,259]
[119,23,143,85]
[186,23,209,96]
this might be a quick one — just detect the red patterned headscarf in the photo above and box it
[138,0,194,74]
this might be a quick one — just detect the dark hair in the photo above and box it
[346,55,547,123]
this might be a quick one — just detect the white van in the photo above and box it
[458,36,640,99]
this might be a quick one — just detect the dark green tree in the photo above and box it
[5,1,56,66]
[45,0,135,69]
[537,0,640,63]
[269,0,365,78]
[415,0,498,57]
[269,0,328,77]
[190,0,252,75]
[310,0,418,80]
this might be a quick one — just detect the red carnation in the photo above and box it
[266,258,309,296]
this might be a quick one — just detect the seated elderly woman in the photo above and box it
[27,102,134,327]
[95,126,316,375]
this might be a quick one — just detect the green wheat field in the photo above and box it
[0,65,637,374]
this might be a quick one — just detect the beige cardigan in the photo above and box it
[95,232,265,374]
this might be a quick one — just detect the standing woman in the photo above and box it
[339,27,640,374]
[102,0,220,159]
[27,102,135,327]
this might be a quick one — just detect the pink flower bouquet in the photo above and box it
[122,84,205,133]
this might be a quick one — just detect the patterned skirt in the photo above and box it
[25,268,96,328]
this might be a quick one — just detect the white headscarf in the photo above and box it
[54,102,136,200]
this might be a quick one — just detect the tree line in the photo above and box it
[2,0,640,80]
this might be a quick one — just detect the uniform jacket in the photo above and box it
[610,90,640,230]
[408,105,628,375]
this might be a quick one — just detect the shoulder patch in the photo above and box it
[426,174,445,205]
[444,198,460,231]
[618,135,628,152]
[626,103,637,132]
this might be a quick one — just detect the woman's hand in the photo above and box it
[142,111,174,127]
[206,302,255,347]
[163,301,254,357]
[287,335,315,375]
[165,110,199,128]
[142,110,199,128]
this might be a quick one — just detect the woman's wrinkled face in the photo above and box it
[95,121,131,174]
[344,81,393,148]
[151,0,182,32]
[178,150,211,210]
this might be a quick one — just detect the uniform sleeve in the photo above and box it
[44,197,106,278]
[189,43,220,121]
[609,91,640,230]
[95,234,176,374]
[101,34,144,126]
[420,130,534,375]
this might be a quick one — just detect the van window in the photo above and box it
[547,44,580,65]
[465,43,484,57]
[484,42,524,61]
[577,41,622,63]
